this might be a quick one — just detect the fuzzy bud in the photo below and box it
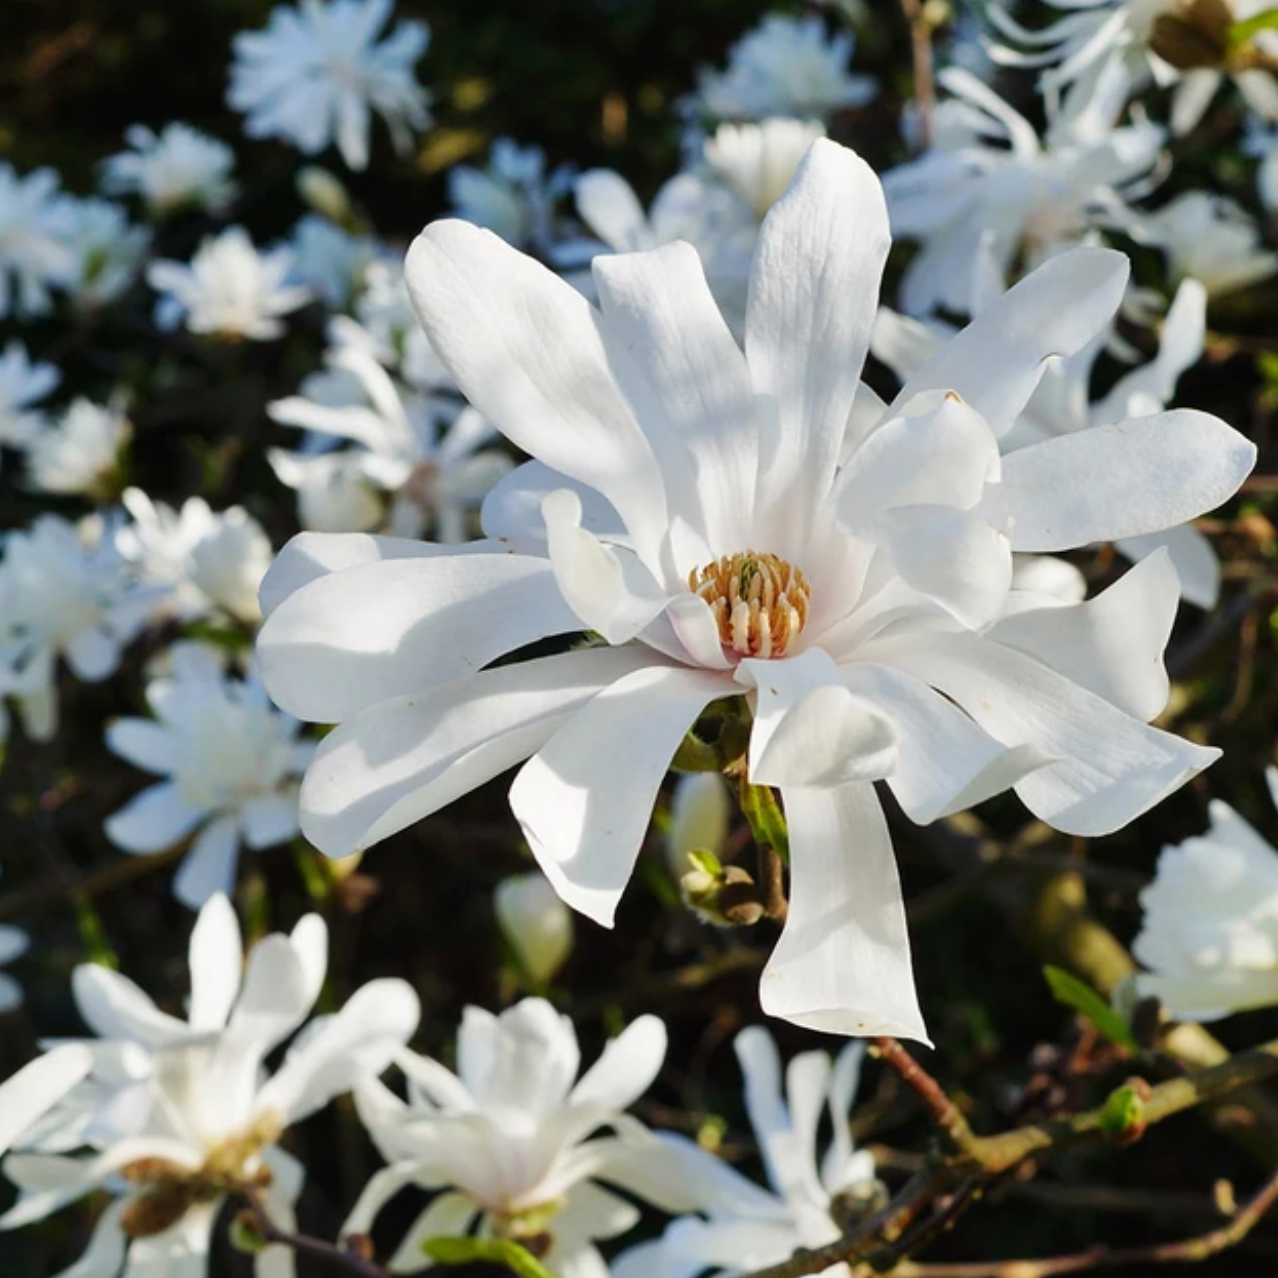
[680,851,764,927]
[495,873,573,986]
[667,773,731,882]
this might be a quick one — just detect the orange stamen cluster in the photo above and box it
[688,551,811,659]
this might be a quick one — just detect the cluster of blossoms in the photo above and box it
[3,0,1278,1272]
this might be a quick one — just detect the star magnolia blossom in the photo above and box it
[148,226,312,341]
[448,138,573,254]
[24,398,130,498]
[229,0,432,171]
[102,122,238,215]
[0,894,419,1278]
[1134,768,1278,1021]
[0,163,75,319]
[56,197,151,310]
[873,276,1220,607]
[257,140,1254,1041]
[0,340,59,453]
[104,649,313,907]
[615,1027,879,1278]
[346,998,710,1273]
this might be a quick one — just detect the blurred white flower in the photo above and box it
[0,893,419,1277]
[259,141,1251,1040]
[116,489,273,625]
[1135,768,1278,1020]
[0,869,27,1014]
[0,163,76,319]
[347,998,709,1273]
[705,117,827,218]
[0,341,59,452]
[229,0,432,171]
[0,514,157,742]
[667,773,732,881]
[692,13,876,122]
[289,213,380,308]
[56,197,151,309]
[268,449,386,533]
[148,226,312,340]
[873,274,1219,606]
[1128,190,1278,297]
[268,331,510,538]
[615,1026,878,1278]
[102,122,237,215]
[105,651,314,907]
[24,399,129,499]
[354,258,456,390]
[448,138,574,253]
[495,872,574,985]
[883,67,1163,316]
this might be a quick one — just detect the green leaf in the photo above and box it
[1229,7,1278,46]
[738,783,789,863]
[1043,966,1139,1051]
[422,1236,558,1278]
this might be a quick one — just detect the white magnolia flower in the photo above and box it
[667,773,732,880]
[0,163,75,319]
[448,138,574,254]
[346,998,709,1273]
[1128,190,1278,297]
[705,118,827,218]
[989,0,1278,136]
[691,13,877,122]
[258,140,1253,1041]
[0,341,59,452]
[615,1027,878,1278]
[0,515,157,742]
[883,67,1163,316]
[105,651,313,907]
[102,122,237,215]
[289,212,380,307]
[229,0,432,171]
[1135,768,1278,1020]
[0,869,28,1013]
[56,197,151,309]
[115,488,274,625]
[0,894,419,1278]
[148,226,312,340]
[494,873,574,985]
[24,399,129,498]
[268,331,511,539]
[873,276,1220,606]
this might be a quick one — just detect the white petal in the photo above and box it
[105,719,175,776]
[187,893,243,1032]
[482,461,625,542]
[542,489,669,643]
[996,411,1256,552]
[1116,523,1219,610]
[257,552,579,722]
[891,247,1129,436]
[843,662,1052,824]
[569,1014,666,1111]
[510,665,729,926]
[987,548,1178,721]
[593,241,757,553]
[299,648,659,857]
[241,791,300,850]
[50,1198,128,1278]
[173,815,241,910]
[0,1045,94,1155]
[880,632,1219,836]
[387,1191,479,1274]
[738,648,897,789]
[72,965,187,1045]
[405,220,669,560]
[746,140,889,556]
[255,978,419,1123]
[104,782,205,855]
[760,783,929,1042]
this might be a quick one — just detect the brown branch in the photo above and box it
[758,844,788,924]
[899,0,937,149]
[241,1191,389,1278]
[896,1161,1278,1276]
[874,1038,979,1157]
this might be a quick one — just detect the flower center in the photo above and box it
[688,551,811,659]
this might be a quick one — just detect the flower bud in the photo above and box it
[1150,0,1234,70]
[667,773,731,882]
[680,851,764,927]
[494,873,573,986]
[296,166,355,226]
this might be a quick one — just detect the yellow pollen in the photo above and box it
[687,551,811,659]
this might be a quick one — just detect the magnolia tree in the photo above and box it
[4,0,1278,1275]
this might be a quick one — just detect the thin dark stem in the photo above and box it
[874,1038,979,1157]
[241,1191,389,1278]
[758,843,789,924]
[899,0,937,149]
